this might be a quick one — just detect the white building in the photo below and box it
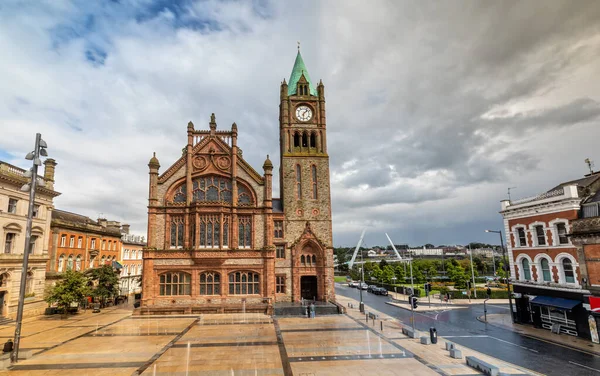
[0,159,60,318]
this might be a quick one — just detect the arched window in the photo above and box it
[200,272,221,295]
[294,132,300,148]
[138,251,143,259]
[310,133,316,148]
[58,255,65,272]
[228,272,260,295]
[173,183,186,203]
[131,250,136,260]
[302,132,308,147]
[540,258,551,282]
[75,255,81,271]
[296,165,302,199]
[124,249,129,259]
[67,255,74,271]
[562,259,575,283]
[137,264,142,274]
[311,165,317,200]
[521,259,531,280]
[159,272,191,295]
[301,255,306,266]
[192,176,232,203]
[238,184,254,205]
[312,255,317,265]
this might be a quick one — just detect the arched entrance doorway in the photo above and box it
[300,276,317,300]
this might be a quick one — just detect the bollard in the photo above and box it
[366,313,369,323]
[380,321,383,331]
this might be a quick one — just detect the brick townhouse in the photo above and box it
[500,171,600,339]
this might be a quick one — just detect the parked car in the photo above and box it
[359,283,369,290]
[348,281,358,288]
[373,287,388,296]
[367,285,378,293]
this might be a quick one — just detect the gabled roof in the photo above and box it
[288,51,317,97]
[547,173,600,193]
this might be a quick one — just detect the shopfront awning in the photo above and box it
[530,296,581,310]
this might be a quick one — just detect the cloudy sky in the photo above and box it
[1,0,600,247]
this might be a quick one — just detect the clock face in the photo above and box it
[295,106,313,122]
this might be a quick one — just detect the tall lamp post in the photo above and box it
[12,133,49,363]
[485,229,515,323]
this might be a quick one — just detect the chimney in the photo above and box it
[122,224,130,234]
[43,158,57,189]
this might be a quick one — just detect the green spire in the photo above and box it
[288,50,317,96]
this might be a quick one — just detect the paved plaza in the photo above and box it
[0,299,541,376]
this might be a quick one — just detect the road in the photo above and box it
[337,283,600,376]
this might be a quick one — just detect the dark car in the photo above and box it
[367,285,378,293]
[373,287,388,296]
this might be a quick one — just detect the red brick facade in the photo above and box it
[141,52,334,313]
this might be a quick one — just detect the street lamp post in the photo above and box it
[12,133,48,363]
[485,229,515,323]
[127,272,131,296]
[359,248,365,313]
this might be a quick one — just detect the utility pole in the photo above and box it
[12,133,48,363]
[469,244,477,298]
[409,258,415,332]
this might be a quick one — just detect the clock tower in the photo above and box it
[278,49,334,302]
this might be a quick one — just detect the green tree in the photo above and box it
[349,264,361,281]
[86,265,120,305]
[393,263,406,283]
[381,265,395,284]
[379,259,388,269]
[45,269,90,313]
[334,248,349,272]
[446,262,469,288]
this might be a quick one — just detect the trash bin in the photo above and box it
[429,327,438,344]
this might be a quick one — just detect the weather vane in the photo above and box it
[585,158,594,174]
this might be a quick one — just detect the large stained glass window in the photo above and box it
[238,184,254,205]
[192,176,232,203]
[173,184,186,203]
[200,272,221,295]
[199,215,222,248]
[170,216,185,248]
[159,272,191,295]
[228,271,260,295]
[238,216,252,248]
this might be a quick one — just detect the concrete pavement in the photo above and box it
[337,294,543,376]
[484,312,600,357]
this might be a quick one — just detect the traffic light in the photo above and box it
[424,283,430,297]
[411,295,418,309]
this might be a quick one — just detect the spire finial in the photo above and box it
[297,41,300,51]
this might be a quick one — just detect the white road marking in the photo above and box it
[444,335,488,338]
[487,305,510,310]
[488,336,539,353]
[434,310,449,320]
[569,361,600,373]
